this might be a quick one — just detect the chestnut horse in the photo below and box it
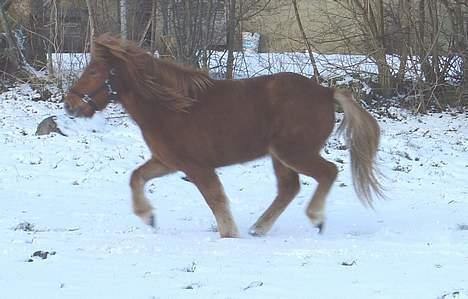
[64,34,383,238]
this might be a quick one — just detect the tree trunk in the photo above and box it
[150,0,157,53]
[28,1,47,67]
[351,0,393,97]
[47,0,58,79]
[226,0,236,79]
[120,0,128,39]
[375,52,393,97]
[292,0,320,82]
[396,0,410,84]
[85,0,96,52]
[462,4,468,106]
[0,0,21,74]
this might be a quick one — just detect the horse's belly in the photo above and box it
[208,136,269,167]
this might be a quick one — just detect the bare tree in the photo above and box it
[46,0,59,78]
[441,0,468,106]
[85,0,96,50]
[226,0,236,79]
[158,0,224,67]
[291,0,320,82]
[150,0,157,52]
[349,0,393,97]
[0,0,28,75]
[120,0,128,39]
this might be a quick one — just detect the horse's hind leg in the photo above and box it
[249,157,300,236]
[187,167,239,238]
[273,152,337,233]
[303,157,337,232]
[130,158,174,227]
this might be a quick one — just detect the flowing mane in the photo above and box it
[92,33,213,112]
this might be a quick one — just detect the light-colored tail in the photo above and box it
[334,89,384,206]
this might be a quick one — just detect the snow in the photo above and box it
[208,51,461,81]
[1,84,468,298]
[50,51,461,83]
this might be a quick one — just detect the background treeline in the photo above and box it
[0,0,467,111]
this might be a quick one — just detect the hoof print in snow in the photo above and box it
[14,221,35,232]
[28,250,56,261]
[392,164,412,173]
[244,281,263,291]
[439,291,464,299]
[341,260,356,267]
[35,116,67,136]
[183,283,201,290]
[457,224,468,231]
[182,261,197,273]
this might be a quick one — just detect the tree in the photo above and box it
[226,0,236,79]
[159,0,225,67]
[120,0,128,39]
[441,0,468,106]
[85,0,96,50]
[291,0,320,82]
[0,0,23,75]
[0,0,41,79]
[349,0,393,97]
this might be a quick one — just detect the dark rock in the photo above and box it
[35,116,66,136]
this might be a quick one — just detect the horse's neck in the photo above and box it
[119,91,168,128]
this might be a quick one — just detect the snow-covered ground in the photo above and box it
[1,84,467,299]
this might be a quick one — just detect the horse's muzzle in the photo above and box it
[63,95,84,117]
[63,100,71,114]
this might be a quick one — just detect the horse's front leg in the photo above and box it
[187,167,240,238]
[130,158,174,227]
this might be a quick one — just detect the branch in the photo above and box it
[2,0,15,11]
[291,0,320,81]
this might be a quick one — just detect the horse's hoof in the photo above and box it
[248,229,263,237]
[138,211,156,228]
[307,209,325,234]
[220,232,240,238]
[316,222,325,234]
[219,227,240,238]
[148,214,156,228]
[248,225,267,237]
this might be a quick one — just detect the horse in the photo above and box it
[64,33,383,238]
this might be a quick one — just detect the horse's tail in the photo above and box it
[333,89,384,207]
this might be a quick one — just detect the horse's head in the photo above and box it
[64,60,119,117]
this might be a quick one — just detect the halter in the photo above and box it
[69,68,119,111]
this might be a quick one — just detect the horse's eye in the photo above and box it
[89,68,97,76]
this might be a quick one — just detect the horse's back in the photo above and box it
[154,72,336,169]
[205,72,336,160]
